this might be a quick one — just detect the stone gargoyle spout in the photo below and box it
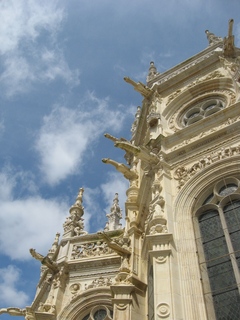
[102,158,138,180]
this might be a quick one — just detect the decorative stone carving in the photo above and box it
[147,61,159,82]
[173,166,189,189]
[157,303,170,318]
[131,106,141,141]
[174,143,240,188]
[85,276,112,290]
[63,188,88,237]
[104,193,122,231]
[29,248,59,281]
[205,29,222,46]
[114,272,132,284]
[150,224,168,235]
[156,256,168,264]
[25,308,36,320]
[71,241,113,259]
[70,283,80,296]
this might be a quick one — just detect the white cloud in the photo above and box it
[83,172,128,232]
[0,265,29,307]
[0,0,79,96]
[0,169,69,260]
[35,92,130,186]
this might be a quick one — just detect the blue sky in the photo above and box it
[0,0,240,318]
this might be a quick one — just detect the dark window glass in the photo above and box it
[219,184,238,196]
[148,265,154,320]
[224,200,240,269]
[93,309,107,320]
[199,210,240,319]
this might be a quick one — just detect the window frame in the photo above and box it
[194,181,240,319]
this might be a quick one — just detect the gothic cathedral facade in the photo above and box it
[2,20,240,320]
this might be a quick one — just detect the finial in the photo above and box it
[69,187,84,217]
[63,187,87,238]
[147,61,158,82]
[223,19,235,58]
[205,29,222,46]
[75,188,84,207]
[105,193,122,231]
[48,232,60,257]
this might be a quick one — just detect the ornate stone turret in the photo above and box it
[63,188,87,238]
[104,193,122,231]
[48,232,60,258]
[205,29,222,46]
[147,61,158,82]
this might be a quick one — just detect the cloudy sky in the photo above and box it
[0,0,240,318]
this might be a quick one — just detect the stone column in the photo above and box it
[111,284,135,320]
[147,234,173,320]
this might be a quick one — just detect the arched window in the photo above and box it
[81,306,113,320]
[196,178,240,319]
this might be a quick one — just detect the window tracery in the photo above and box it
[81,305,113,320]
[195,177,240,319]
[182,98,225,127]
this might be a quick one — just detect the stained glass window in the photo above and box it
[93,309,107,320]
[198,196,240,319]
[81,306,112,320]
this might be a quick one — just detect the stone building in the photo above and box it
[1,19,240,320]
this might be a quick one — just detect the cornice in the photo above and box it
[147,42,223,89]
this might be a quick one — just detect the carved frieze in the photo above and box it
[85,276,112,290]
[71,241,114,259]
[174,143,240,189]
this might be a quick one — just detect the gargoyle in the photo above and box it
[98,232,131,257]
[104,133,127,142]
[30,248,59,275]
[114,141,159,164]
[102,158,138,180]
[124,77,153,98]
[0,307,25,316]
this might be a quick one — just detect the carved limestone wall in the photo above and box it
[71,241,114,259]
[174,143,240,189]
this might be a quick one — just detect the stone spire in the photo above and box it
[48,232,60,258]
[223,19,235,58]
[105,193,122,231]
[205,29,222,46]
[147,61,158,82]
[63,188,87,238]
